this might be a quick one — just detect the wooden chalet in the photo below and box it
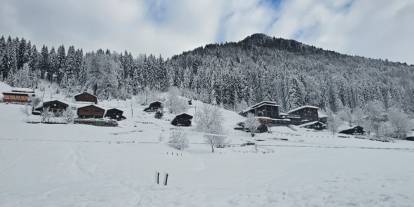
[77,105,105,119]
[240,101,280,119]
[75,92,97,104]
[35,100,69,116]
[144,101,163,112]
[2,87,35,104]
[287,105,319,125]
[171,113,193,126]
[105,108,126,121]
[339,126,365,135]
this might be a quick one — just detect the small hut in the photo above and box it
[144,101,163,112]
[339,126,365,135]
[35,100,69,116]
[171,113,193,126]
[105,108,126,121]
[77,105,105,119]
[74,92,97,104]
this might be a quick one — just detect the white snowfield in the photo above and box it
[1,95,414,206]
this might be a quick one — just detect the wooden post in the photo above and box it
[164,173,169,186]
[156,171,160,184]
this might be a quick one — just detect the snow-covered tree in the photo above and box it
[245,113,259,137]
[363,100,386,137]
[387,107,410,139]
[166,87,187,114]
[195,104,226,153]
[327,110,340,136]
[62,109,75,124]
[168,129,189,150]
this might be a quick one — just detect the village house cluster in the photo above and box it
[238,101,328,132]
[2,89,126,126]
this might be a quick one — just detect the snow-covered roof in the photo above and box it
[241,101,279,114]
[288,105,319,114]
[299,121,323,127]
[318,111,328,118]
[75,91,96,98]
[11,87,35,93]
[77,104,109,111]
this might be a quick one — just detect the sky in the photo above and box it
[1,0,413,64]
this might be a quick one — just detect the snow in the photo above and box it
[1,88,414,206]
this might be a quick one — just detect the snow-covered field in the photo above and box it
[1,87,414,206]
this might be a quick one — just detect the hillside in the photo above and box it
[1,34,414,114]
[1,81,414,206]
[167,34,414,113]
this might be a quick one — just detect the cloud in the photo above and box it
[268,0,414,64]
[0,0,413,64]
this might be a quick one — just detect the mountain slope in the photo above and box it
[168,34,414,112]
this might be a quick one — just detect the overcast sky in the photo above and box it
[1,0,413,63]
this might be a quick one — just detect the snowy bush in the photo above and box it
[338,107,352,127]
[245,113,259,137]
[195,104,226,152]
[62,109,75,123]
[168,129,189,150]
[327,110,340,136]
[387,107,410,139]
[363,101,386,136]
[41,108,53,123]
[166,87,187,114]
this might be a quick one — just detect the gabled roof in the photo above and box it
[250,101,279,109]
[175,113,193,119]
[11,87,35,93]
[106,108,123,113]
[78,104,106,111]
[2,92,29,96]
[75,92,97,98]
[42,100,69,107]
[241,101,279,114]
[288,105,319,114]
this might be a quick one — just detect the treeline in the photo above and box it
[1,34,414,114]
[0,36,169,100]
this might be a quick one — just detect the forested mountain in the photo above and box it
[168,34,414,113]
[1,34,413,113]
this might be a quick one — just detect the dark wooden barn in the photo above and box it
[287,105,319,125]
[74,92,97,104]
[105,108,126,121]
[339,126,365,135]
[171,113,193,126]
[35,100,69,116]
[300,121,327,130]
[239,101,280,119]
[77,105,105,119]
[144,101,163,112]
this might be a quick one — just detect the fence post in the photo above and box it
[164,173,169,186]
[156,171,160,184]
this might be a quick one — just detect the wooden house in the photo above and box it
[287,105,319,125]
[77,105,105,119]
[144,101,163,112]
[239,101,280,119]
[74,92,97,104]
[2,87,35,104]
[171,113,193,126]
[105,108,126,121]
[339,126,365,135]
[35,100,69,116]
